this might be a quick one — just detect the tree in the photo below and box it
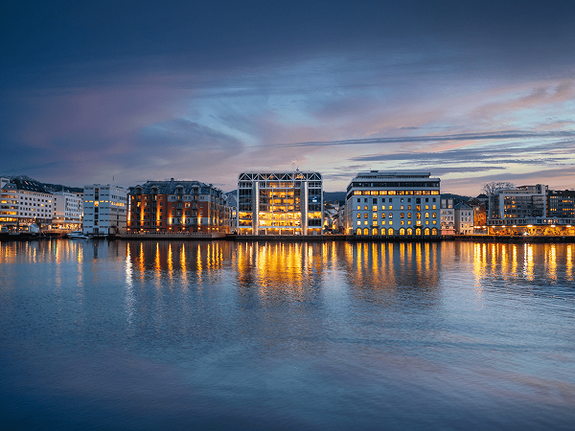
[481,182,515,195]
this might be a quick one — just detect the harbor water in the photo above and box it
[1,239,574,430]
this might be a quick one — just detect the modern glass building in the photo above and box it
[345,171,441,238]
[237,171,323,235]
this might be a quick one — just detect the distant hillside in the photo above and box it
[2,175,83,193]
[441,193,473,204]
[324,191,346,205]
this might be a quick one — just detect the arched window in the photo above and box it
[399,228,405,235]
[380,228,386,235]
[424,228,430,235]
[407,228,413,235]
[356,228,362,235]
[363,228,369,236]
[388,228,394,236]
[372,228,378,236]
[415,228,422,235]
[432,227,438,235]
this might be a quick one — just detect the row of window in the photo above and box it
[356,227,439,236]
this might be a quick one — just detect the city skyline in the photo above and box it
[2,1,575,195]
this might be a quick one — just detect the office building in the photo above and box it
[237,171,323,235]
[0,176,53,230]
[345,171,441,237]
[83,184,128,235]
[52,191,83,229]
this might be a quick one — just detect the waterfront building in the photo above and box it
[225,192,238,234]
[454,202,474,235]
[128,179,227,234]
[83,184,128,235]
[488,184,547,224]
[0,176,53,230]
[547,189,575,219]
[237,171,323,235]
[52,191,83,230]
[486,184,575,235]
[344,171,441,237]
[440,198,455,235]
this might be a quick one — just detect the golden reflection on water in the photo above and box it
[468,241,566,287]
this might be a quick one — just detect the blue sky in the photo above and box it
[1,1,574,194]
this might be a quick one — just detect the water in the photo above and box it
[1,239,574,430]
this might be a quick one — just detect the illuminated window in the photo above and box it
[364,206,368,210]
[389,206,393,210]
[381,205,386,210]
[424,228,430,235]
[356,228,362,235]
[357,213,361,218]
[388,228,394,235]
[380,228,385,235]
[364,220,368,225]
[400,213,404,218]
[357,221,361,225]
[363,228,369,235]
[407,213,411,218]
[373,220,378,226]
[372,206,377,211]
[372,228,378,235]
[425,212,429,218]
[389,220,393,225]
[399,228,405,235]
[364,213,368,218]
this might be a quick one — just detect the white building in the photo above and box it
[454,202,474,235]
[440,198,455,235]
[237,171,323,235]
[345,171,441,237]
[52,191,83,229]
[0,176,53,230]
[83,184,128,235]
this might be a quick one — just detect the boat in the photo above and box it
[67,231,89,239]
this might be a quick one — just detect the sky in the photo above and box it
[1,0,574,195]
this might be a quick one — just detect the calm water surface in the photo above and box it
[1,239,574,430]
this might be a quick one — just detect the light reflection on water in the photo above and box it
[0,239,574,430]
